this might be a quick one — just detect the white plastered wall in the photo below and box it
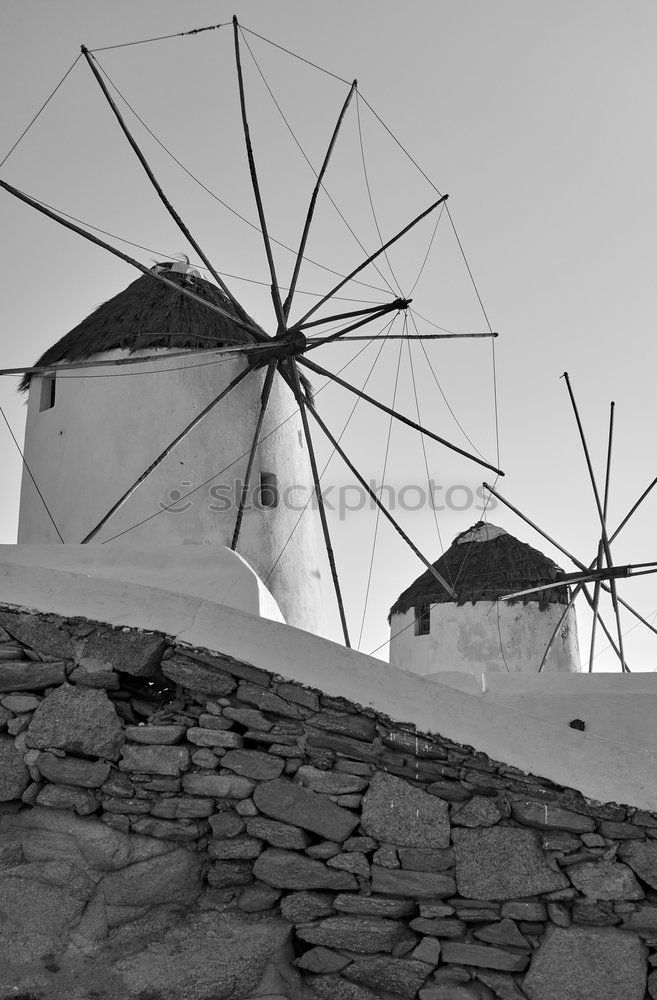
[18,350,323,634]
[389,599,580,676]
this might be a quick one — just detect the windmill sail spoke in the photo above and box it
[298,300,405,332]
[231,361,278,551]
[284,80,358,321]
[295,388,457,601]
[562,376,627,671]
[233,16,285,329]
[81,47,251,324]
[81,365,252,544]
[0,179,266,338]
[281,363,351,647]
[293,194,449,328]
[299,356,504,476]
[589,401,616,670]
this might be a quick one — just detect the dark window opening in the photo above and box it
[259,472,278,509]
[414,603,431,636]
[39,374,56,412]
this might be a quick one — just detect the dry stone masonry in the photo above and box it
[0,607,656,999]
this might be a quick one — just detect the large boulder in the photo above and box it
[452,827,570,899]
[361,772,450,848]
[522,925,646,1000]
[0,734,30,800]
[26,685,124,760]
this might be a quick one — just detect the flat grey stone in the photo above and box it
[253,777,359,841]
[453,827,569,900]
[476,970,529,1000]
[209,811,246,838]
[296,765,369,794]
[327,852,370,878]
[343,956,433,996]
[452,795,502,827]
[221,748,284,780]
[209,835,263,859]
[308,974,379,1000]
[474,917,530,948]
[131,817,207,841]
[186,728,243,748]
[237,881,282,912]
[36,751,110,788]
[0,735,30,800]
[295,946,350,973]
[207,860,253,887]
[150,796,215,819]
[77,627,165,677]
[253,848,358,890]
[246,815,311,849]
[311,711,377,741]
[223,706,273,730]
[276,682,320,712]
[441,941,528,972]
[280,890,337,922]
[522,925,646,1000]
[1,693,40,712]
[361,772,450,848]
[0,611,73,660]
[398,847,455,872]
[297,914,415,953]
[161,655,236,696]
[26,684,124,760]
[411,937,442,966]
[119,744,190,776]
[566,860,644,901]
[124,724,186,744]
[102,796,151,814]
[500,899,547,921]
[236,683,305,718]
[371,865,456,898]
[333,893,415,918]
[0,660,66,692]
[619,841,657,889]
[511,799,596,833]
[182,773,255,799]
[410,917,466,938]
[36,783,98,815]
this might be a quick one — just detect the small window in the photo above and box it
[39,374,56,412]
[414,603,431,636]
[259,472,278,509]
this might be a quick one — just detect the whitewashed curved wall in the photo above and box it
[17,350,323,633]
[389,599,580,676]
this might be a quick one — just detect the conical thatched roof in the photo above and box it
[19,263,264,392]
[389,521,569,619]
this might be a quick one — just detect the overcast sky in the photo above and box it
[1,1,656,669]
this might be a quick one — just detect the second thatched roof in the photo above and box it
[389,521,569,619]
[19,263,263,392]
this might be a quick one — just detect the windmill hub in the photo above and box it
[251,329,307,367]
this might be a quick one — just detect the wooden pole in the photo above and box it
[293,194,449,328]
[299,355,504,476]
[296,299,407,332]
[562,375,627,671]
[81,365,252,543]
[230,361,277,550]
[302,304,407,349]
[588,401,615,671]
[284,362,352,647]
[233,16,285,330]
[283,80,357,320]
[0,179,265,338]
[295,387,458,600]
[80,46,254,327]
[308,332,498,343]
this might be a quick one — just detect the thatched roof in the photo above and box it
[19,263,264,392]
[389,521,569,619]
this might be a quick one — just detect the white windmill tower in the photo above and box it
[17,260,324,633]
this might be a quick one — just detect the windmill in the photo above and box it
[0,16,504,647]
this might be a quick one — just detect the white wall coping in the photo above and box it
[1,555,656,812]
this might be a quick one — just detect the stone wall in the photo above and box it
[1,607,656,1000]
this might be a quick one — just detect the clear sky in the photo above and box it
[1,1,656,669]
